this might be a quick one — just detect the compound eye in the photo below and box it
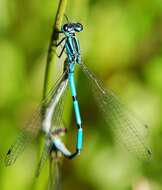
[67,24,73,32]
[63,24,68,32]
[74,23,83,32]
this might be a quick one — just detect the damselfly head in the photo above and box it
[51,127,67,138]
[62,23,83,34]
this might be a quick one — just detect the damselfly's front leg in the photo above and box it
[54,37,67,58]
[55,37,66,47]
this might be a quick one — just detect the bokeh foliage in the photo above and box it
[0,0,162,189]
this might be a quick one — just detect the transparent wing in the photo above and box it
[5,112,41,166]
[36,139,51,177]
[5,69,68,166]
[52,83,68,130]
[81,63,152,160]
[48,158,61,190]
[35,83,68,176]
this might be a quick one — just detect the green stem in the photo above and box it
[42,0,67,100]
[32,1,68,190]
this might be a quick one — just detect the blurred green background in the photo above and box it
[0,0,162,189]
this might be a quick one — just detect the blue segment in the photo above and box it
[69,63,75,73]
[77,128,83,150]
[73,100,81,125]
[68,71,82,125]
[68,72,76,97]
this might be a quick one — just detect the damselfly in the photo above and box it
[51,20,152,160]
[5,19,152,167]
[5,63,71,166]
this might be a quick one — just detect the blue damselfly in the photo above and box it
[52,21,152,160]
[5,19,152,169]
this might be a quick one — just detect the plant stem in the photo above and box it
[42,0,67,100]
[32,1,68,190]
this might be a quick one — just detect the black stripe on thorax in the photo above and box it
[67,38,74,54]
[72,37,79,53]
